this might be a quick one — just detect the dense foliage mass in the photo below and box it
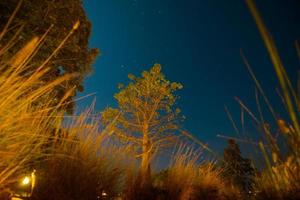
[0,0,99,113]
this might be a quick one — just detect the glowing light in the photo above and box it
[102,191,107,196]
[22,176,30,185]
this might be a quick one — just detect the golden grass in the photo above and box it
[0,5,80,195]
[152,146,241,200]
[0,32,135,199]
[31,107,134,200]
[0,37,75,195]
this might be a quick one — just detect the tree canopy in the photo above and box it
[0,0,99,113]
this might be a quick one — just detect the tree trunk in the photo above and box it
[140,123,151,187]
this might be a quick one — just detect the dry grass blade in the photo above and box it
[246,0,300,137]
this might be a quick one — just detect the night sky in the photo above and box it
[80,0,300,155]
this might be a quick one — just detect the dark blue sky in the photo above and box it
[81,0,300,154]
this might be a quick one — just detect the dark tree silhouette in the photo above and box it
[0,0,99,113]
[223,139,256,194]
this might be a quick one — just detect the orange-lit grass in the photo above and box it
[31,106,134,200]
[0,38,75,194]
[153,145,240,200]
[0,4,135,198]
[0,35,134,199]
[0,4,79,194]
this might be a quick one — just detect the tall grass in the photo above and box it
[0,4,84,196]
[231,0,300,199]
[0,37,75,196]
[0,32,135,200]
[0,4,138,199]
[31,107,134,200]
[151,146,240,200]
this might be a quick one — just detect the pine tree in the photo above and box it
[223,139,256,194]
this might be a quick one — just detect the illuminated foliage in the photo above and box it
[102,64,183,185]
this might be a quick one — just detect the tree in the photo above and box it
[102,64,183,186]
[0,0,99,113]
[223,139,256,194]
